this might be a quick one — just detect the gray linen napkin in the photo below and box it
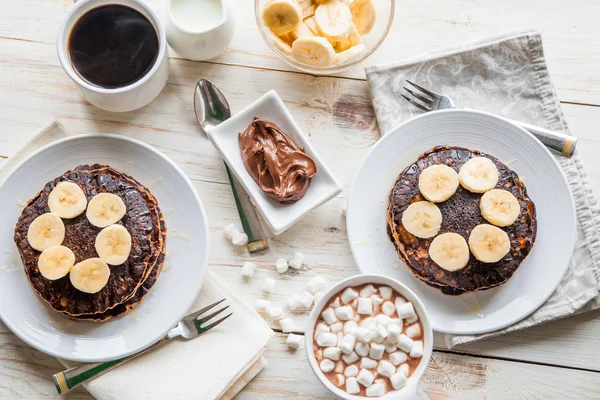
[365,31,600,348]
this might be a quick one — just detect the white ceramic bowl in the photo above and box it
[305,274,433,399]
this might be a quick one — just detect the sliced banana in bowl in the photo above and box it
[429,233,470,272]
[95,224,132,266]
[86,193,127,228]
[480,189,520,227]
[468,224,510,263]
[27,213,65,251]
[70,258,111,294]
[401,201,442,239]
[48,181,87,219]
[262,0,303,35]
[458,157,499,193]
[38,245,75,280]
[292,36,336,66]
[314,0,353,41]
[418,164,459,203]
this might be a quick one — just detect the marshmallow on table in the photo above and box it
[286,333,303,350]
[341,287,359,303]
[324,347,342,361]
[307,276,326,293]
[269,307,284,320]
[386,324,401,344]
[232,232,248,246]
[241,262,256,278]
[360,357,377,369]
[275,258,288,274]
[260,278,276,294]
[357,298,373,315]
[410,341,424,358]
[360,284,377,298]
[382,301,395,316]
[344,365,359,377]
[369,343,385,360]
[397,334,414,353]
[287,295,302,311]
[357,369,375,388]
[330,322,343,333]
[279,318,294,333]
[254,299,270,313]
[372,325,388,343]
[389,351,408,366]
[342,351,359,364]
[223,223,239,239]
[353,327,372,343]
[390,371,408,390]
[299,291,315,309]
[341,333,356,354]
[346,377,360,395]
[288,251,304,269]
[317,332,338,347]
[320,359,335,373]
[321,308,337,325]
[335,306,354,321]
[366,383,385,397]
[396,302,417,320]
[379,286,393,299]
[355,342,370,357]
[378,360,396,378]
[406,323,422,339]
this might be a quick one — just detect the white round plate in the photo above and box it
[347,110,576,334]
[0,134,208,362]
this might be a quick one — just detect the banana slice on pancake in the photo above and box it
[48,181,87,219]
[428,232,470,272]
[38,245,75,280]
[27,213,65,251]
[86,193,127,228]
[468,224,510,263]
[315,0,353,41]
[458,157,499,193]
[95,224,132,265]
[418,164,459,203]
[401,201,442,238]
[262,0,303,35]
[350,0,376,35]
[70,258,110,294]
[480,189,520,227]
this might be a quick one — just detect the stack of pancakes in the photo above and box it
[14,164,166,321]
[387,146,537,295]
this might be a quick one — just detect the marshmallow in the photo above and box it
[360,318,377,331]
[360,357,377,369]
[286,333,303,350]
[406,323,422,339]
[355,342,370,357]
[395,296,407,308]
[335,306,354,321]
[314,322,331,339]
[321,308,337,325]
[335,362,344,374]
[299,291,315,309]
[346,377,360,395]
[377,360,396,377]
[396,302,417,320]
[390,371,408,390]
[385,342,397,353]
[334,374,345,387]
[350,299,358,309]
[342,351,359,364]
[372,325,388,343]
[389,351,408,366]
[320,359,335,373]
[279,318,294,333]
[397,334,414,353]
[386,324,401,344]
[344,365,359,377]
[287,295,302,311]
[254,299,270,313]
[388,318,404,331]
[353,327,372,343]
[337,332,344,346]
[232,232,248,246]
[341,334,356,354]
[344,321,358,335]
[357,369,375,388]
[288,251,304,269]
[341,288,359,303]
[241,262,257,278]
[399,363,410,376]
[275,258,288,274]
[366,383,385,397]
[370,295,383,310]
[406,314,419,324]
[360,284,377,298]
[324,347,342,361]
[357,298,373,315]
[331,297,341,308]
[375,314,391,327]
[223,223,239,239]
[260,278,276,294]
[269,307,284,320]
[307,276,326,293]
[317,332,338,347]
[382,301,396,316]
[314,292,325,304]
[410,341,424,358]
[330,322,343,333]
[369,343,385,360]
[379,286,393,299]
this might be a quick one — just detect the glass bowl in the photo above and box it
[255,0,395,75]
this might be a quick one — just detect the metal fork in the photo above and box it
[53,299,232,395]
[401,80,577,157]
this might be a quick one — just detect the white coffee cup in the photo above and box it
[57,0,169,112]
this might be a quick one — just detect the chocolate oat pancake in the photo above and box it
[387,146,537,295]
[14,164,163,315]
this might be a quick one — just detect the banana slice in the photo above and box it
[429,233,470,272]
[304,16,320,34]
[458,157,499,193]
[314,0,353,41]
[95,224,132,266]
[290,21,315,40]
[70,258,110,294]
[480,189,521,227]
[27,213,65,251]
[468,224,511,263]
[418,164,459,203]
[350,0,376,35]
[401,201,442,239]
[292,36,336,66]
[86,193,127,228]
[270,32,294,55]
[38,245,75,280]
[263,0,303,35]
[334,43,366,64]
[48,181,87,219]
[334,25,360,51]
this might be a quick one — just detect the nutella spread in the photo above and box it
[239,118,317,203]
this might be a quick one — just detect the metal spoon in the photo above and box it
[194,79,269,253]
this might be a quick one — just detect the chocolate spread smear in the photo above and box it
[239,118,317,203]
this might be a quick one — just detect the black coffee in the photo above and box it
[68,5,159,89]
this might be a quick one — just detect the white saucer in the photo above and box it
[347,110,576,334]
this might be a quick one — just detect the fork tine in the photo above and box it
[403,86,434,104]
[196,305,230,325]
[199,313,233,333]
[187,298,226,320]
[401,94,431,112]
[406,80,436,97]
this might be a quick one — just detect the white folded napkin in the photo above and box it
[3,120,274,400]
[365,31,600,348]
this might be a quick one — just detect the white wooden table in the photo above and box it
[2,0,600,398]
